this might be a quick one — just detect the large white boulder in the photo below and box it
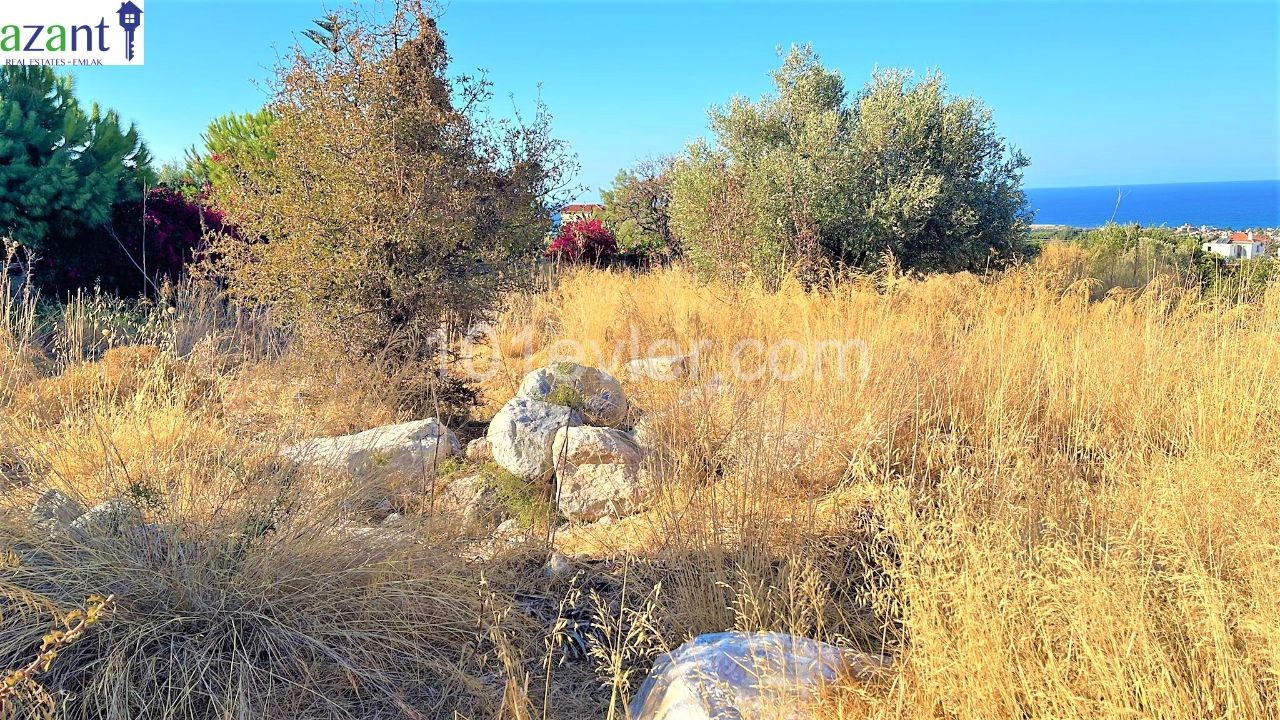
[516,363,628,427]
[629,632,890,720]
[282,418,460,478]
[488,398,581,480]
[553,425,649,522]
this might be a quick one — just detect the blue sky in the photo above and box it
[68,1,1278,202]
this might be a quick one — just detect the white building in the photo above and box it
[1202,231,1268,261]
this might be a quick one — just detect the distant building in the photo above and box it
[1202,231,1268,261]
[560,203,604,224]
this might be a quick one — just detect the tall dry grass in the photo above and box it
[1,246,1277,718]
[486,254,1280,719]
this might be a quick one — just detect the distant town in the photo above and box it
[1027,222,1279,262]
[1185,228,1277,261]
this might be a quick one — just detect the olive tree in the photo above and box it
[670,46,1030,285]
[600,156,679,260]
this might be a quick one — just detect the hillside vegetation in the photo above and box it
[1,4,1276,719]
[2,246,1276,718]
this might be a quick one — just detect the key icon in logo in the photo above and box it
[117,1,142,61]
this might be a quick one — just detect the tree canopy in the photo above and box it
[209,4,572,358]
[0,67,153,254]
[600,157,678,260]
[185,108,277,194]
[669,46,1031,285]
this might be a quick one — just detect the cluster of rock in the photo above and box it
[271,352,846,532]
[30,489,145,540]
[274,361,670,527]
[486,362,654,523]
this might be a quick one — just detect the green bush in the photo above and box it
[486,463,559,529]
[669,46,1030,286]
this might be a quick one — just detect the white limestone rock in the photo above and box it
[487,398,581,480]
[553,425,649,522]
[625,354,692,381]
[69,499,143,538]
[465,437,493,462]
[30,489,86,534]
[516,363,628,428]
[283,418,460,478]
[441,473,503,527]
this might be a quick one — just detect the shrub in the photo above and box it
[547,218,619,265]
[601,158,679,261]
[209,6,572,360]
[486,463,559,528]
[669,46,1030,286]
[47,187,233,297]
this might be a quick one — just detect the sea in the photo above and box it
[1025,179,1279,229]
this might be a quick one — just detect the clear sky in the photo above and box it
[67,1,1279,202]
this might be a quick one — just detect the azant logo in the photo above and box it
[1,1,143,66]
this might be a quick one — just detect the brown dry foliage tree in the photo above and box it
[209,3,572,359]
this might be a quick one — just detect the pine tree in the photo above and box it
[303,13,348,55]
[184,108,277,193]
[0,67,153,254]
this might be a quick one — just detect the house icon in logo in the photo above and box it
[117,1,142,61]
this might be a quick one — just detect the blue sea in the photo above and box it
[1026,180,1279,229]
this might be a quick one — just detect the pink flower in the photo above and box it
[547,218,618,264]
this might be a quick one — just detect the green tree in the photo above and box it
[601,157,679,260]
[185,108,277,194]
[0,67,152,253]
[670,46,1030,285]
[210,4,572,359]
[848,67,1030,272]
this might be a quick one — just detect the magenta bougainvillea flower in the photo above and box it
[547,218,618,264]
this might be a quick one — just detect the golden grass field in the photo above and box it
[1,243,1277,719]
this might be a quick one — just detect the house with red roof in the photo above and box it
[560,203,604,224]
[1202,230,1268,261]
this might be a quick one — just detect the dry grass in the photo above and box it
[2,247,1278,719]
[487,253,1280,719]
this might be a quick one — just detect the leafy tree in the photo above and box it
[601,157,679,260]
[209,3,572,359]
[154,160,192,190]
[670,46,1030,285]
[848,67,1030,273]
[0,67,153,254]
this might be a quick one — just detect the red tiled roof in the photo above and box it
[1227,232,1261,243]
[562,203,604,213]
